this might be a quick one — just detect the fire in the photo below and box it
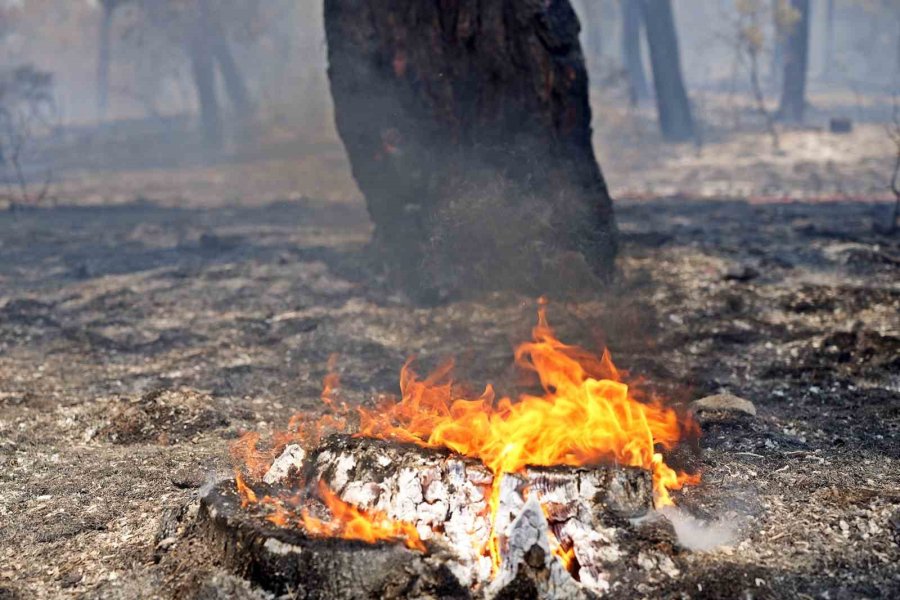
[234,471,258,507]
[358,305,698,506]
[234,477,425,551]
[231,303,699,571]
[301,481,426,552]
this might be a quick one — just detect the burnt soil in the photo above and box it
[1,133,899,598]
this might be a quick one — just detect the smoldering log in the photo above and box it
[199,433,679,597]
[197,481,470,600]
[305,435,498,585]
[323,0,618,295]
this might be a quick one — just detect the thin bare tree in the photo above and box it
[0,66,55,210]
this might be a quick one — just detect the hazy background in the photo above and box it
[0,0,898,208]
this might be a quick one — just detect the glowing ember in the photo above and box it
[301,481,426,552]
[230,302,699,577]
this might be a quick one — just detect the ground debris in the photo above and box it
[99,388,228,444]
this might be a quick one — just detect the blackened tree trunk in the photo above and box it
[639,0,694,142]
[778,0,810,123]
[324,0,618,296]
[621,0,649,105]
[190,3,222,149]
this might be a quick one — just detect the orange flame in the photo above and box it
[234,471,258,508]
[301,481,426,552]
[358,305,699,507]
[233,476,425,551]
[230,357,349,481]
[232,304,698,566]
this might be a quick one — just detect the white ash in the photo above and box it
[488,496,587,600]
[263,445,306,485]
[310,440,495,586]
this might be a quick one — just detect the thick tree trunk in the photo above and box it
[189,2,222,149]
[639,0,695,142]
[620,0,649,105]
[778,0,810,123]
[96,2,114,120]
[324,0,617,298]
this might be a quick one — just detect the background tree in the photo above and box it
[621,0,650,105]
[730,0,781,150]
[96,0,130,120]
[118,0,256,147]
[0,65,55,208]
[777,0,809,123]
[639,0,695,142]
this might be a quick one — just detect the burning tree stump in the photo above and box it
[198,483,469,599]
[324,0,618,296]
[199,435,673,599]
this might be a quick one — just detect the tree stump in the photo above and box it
[197,481,470,600]
[324,0,618,297]
[198,435,675,598]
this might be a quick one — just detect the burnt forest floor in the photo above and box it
[1,116,899,599]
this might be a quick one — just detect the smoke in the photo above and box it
[658,506,738,551]
[200,471,234,499]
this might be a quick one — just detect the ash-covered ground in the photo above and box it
[0,115,898,598]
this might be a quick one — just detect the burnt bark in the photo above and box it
[778,0,811,123]
[638,0,695,142]
[620,0,649,105]
[324,0,617,296]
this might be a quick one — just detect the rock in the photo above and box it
[59,570,82,589]
[691,394,757,417]
[723,265,759,282]
[829,117,852,134]
[171,467,207,489]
